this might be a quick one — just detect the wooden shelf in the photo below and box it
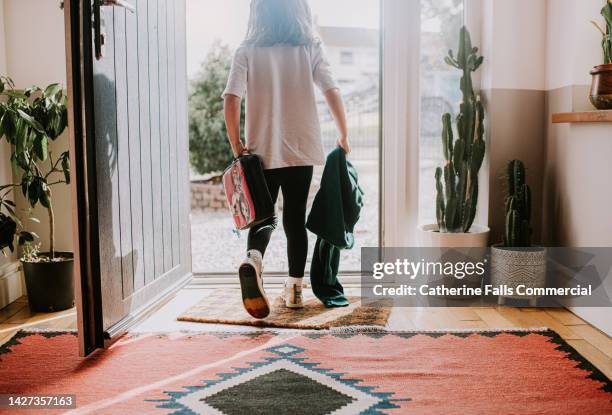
[552,110,612,123]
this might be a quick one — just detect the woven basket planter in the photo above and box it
[491,245,547,305]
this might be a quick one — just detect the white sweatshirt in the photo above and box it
[223,41,338,170]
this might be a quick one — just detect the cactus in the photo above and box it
[435,26,485,233]
[503,160,532,247]
[591,0,612,64]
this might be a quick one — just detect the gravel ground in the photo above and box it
[191,160,379,274]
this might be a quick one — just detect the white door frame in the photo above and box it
[380,0,421,247]
[380,0,484,247]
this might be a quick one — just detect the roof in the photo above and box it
[316,26,379,49]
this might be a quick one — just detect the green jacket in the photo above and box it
[306,147,365,307]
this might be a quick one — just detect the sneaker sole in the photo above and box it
[239,263,270,319]
[285,302,304,309]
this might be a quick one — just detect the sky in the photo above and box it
[186,0,380,78]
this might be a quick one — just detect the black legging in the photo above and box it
[247,166,313,277]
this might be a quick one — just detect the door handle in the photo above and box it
[101,0,136,13]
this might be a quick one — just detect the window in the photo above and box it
[340,51,355,65]
[418,0,465,226]
[187,0,380,275]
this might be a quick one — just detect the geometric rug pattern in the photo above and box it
[0,329,609,414]
[151,344,407,414]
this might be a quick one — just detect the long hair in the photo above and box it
[244,0,315,47]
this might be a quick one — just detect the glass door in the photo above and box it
[418,0,465,226]
[186,0,381,275]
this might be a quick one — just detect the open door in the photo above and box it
[64,0,191,356]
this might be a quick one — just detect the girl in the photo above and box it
[223,0,350,319]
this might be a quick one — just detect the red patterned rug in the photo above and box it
[0,329,609,414]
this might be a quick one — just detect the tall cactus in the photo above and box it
[435,26,485,233]
[504,160,532,247]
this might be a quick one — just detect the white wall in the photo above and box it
[543,0,612,335]
[3,0,66,87]
[481,0,548,91]
[0,0,14,267]
[1,0,72,253]
[545,0,602,91]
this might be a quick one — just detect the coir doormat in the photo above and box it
[0,329,609,414]
[176,289,391,329]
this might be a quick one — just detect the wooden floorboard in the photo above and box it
[1,291,609,378]
[566,339,612,379]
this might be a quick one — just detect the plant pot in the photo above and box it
[417,224,490,248]
[21,252,75,312]
[589,64,612,110]
[417,224,490,297]
[491,245,546,304]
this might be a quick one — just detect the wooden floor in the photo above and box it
[1,286,610,379]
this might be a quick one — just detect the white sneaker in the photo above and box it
[283,280,304,309]
[239,250,270,319]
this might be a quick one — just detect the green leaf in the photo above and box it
[21,175,30,198]
[18,231,35,245]
[14,118,26,154]
[27,178,40,207]
[44,83,63,97]
[2,110,16,143]
[33,134,48,161]
[16,109,44,133]
[3,203,16,218]
[602,3,612,25]
[61,152,71,184]
[39,188,51,209]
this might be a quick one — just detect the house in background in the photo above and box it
[316,25,379,94]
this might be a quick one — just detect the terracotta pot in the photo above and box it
[589,64,612,110]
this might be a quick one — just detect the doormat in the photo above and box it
[0,329,609,414]
[176,289,391,329]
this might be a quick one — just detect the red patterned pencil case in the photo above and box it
[222,154,274,230]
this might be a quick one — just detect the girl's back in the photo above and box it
[224,41,336,169]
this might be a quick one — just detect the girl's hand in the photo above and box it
[232,143,247,158]
[337,137,351,155]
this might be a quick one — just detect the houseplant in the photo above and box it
[491,160,546,306]
[590,0,612,109]
[418,26,490,248]
[0,76,73,311]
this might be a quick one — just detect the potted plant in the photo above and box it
[491,160,546,306]
[0,76,73,312]
[418,26,490,248]
[590,0,612,109]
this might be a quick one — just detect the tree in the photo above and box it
[189,42,245,176]
[422,0,464,52]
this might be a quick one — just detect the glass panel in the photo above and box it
[418,0,464,226]
[187,0,380,274]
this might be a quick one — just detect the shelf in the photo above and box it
[552,110,612,123]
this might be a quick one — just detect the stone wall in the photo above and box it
[191,179,320,213]
[191,182,227,211]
